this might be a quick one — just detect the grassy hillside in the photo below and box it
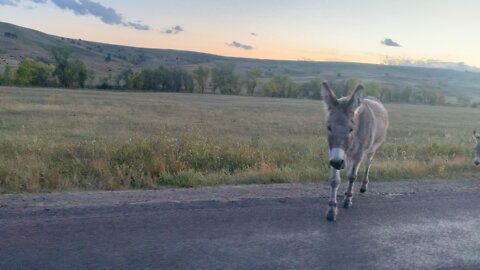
[0,86,478,192]
[1,21,480,99]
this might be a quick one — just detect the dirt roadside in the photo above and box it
[1,178,478,212]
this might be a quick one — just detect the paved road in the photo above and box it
[1,179,479,270]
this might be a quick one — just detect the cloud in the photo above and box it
[0,0,19,6]
[384,58,480,72]
[162,25,184,34]
[226,41,253,50]
[125,21,150,31]
[0,0,150,31]
[381,38,401,47]
[44,0,149,30]
[51,0,122,24]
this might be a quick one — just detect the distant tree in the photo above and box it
[51,47,89,88]
[364,81,381,98]
[171,68,194,93]
[379,87,391,102]
[262,80,275,97]
[344,77,362,96]
[331,77,362,97]
[193,65,210,93]
[129,72,145,89]
[123,66,189,92]
[52,47,72,87]
[151,66,173,91]
[105,53,112,62]
[243,68,262,95]
[14,58,54,86]
[262,75,296,98]
[298,78,323,100]
[435,92,445,105]
[0,66,13,86]
[67,59,89,88]
[97,77,114,89]
[211,63,239,95]
[116,69,134,89]
[402,85,415,103]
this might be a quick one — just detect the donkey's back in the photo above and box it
[357,97,389,154]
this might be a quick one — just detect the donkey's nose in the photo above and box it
[475,160,480,166]
[330,159,345,170]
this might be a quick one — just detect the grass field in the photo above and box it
[0,86,478,193]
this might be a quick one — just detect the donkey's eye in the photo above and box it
[349,128,353,133]
[327,125,332,132]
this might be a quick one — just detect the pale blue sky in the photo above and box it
[1,0,479,67]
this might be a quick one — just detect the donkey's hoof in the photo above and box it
[326,208,337,221]
[360,187,367,193]
[343,199,352,208]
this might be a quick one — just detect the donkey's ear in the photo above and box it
[347,85,364,112]
[321,82,338,110]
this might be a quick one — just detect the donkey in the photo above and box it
[321,82,389,221]
[473,130,480,166]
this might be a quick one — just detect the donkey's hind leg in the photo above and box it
[343,159,360,208]
[360,152,375,193]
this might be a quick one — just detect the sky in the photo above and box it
[1,0,480,70]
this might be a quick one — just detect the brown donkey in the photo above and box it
[322,82,389,221]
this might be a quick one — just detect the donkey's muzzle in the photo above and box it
[330,159,345,170]
[475,160,480,166]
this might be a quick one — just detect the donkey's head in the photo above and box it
[473,130,480,166]
[322,82,364,170]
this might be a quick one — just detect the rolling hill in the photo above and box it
[1,21,480,98]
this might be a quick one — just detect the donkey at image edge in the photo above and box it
[321,82,389,221]
[473,130,480,166]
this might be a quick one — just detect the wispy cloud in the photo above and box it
[226,41,253,50]
[297,57,314,61]
[162,25,184,34]
[381,38,401,47]
[384,58,480,72]
[125,21,150,31]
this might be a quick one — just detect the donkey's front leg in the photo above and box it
[326,168,341,221]
[360,152,375,193]
[343,159,360,208]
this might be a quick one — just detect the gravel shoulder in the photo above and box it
[1,178,479,213]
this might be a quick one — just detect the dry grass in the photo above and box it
[0,86,478,193]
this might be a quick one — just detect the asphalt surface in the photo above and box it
[1,179,480,270]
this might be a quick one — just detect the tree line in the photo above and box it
[0,47,449,106]
[0,47,89,88]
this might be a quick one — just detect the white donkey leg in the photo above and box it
[343,159,360,208]
[360,152,375,193]
[326,168,340,221]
